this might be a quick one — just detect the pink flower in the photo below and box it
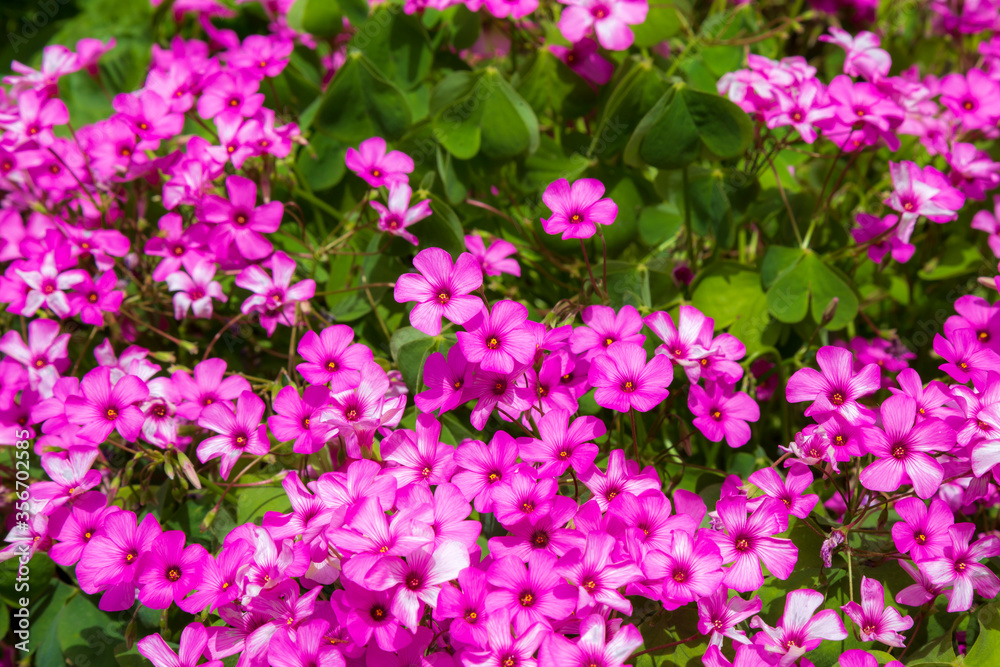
[971,196,1000,258]
[461,608,547,667]
[689,381,760,448]
[49,492,120,566]
[851,212,914,264]
[296,325,373,390]
[196,390,269,480]
[580,449,660,511]
[394,247,484,335]
[517,409,603,477]
[891,497,955,560]
[457,300,535,373]
[267,385,335,454]
[557,0,649,51]
[643,530,724,609]
[167,262,227,320]
[751,589,847,656]
[919,524,1000,612]
[587,341,672,413]
[549,39,614,86]
[66,366,149,443]
[939,68,1000,131]
[541,178,618,240]
[201,175,283,260]
[197,70,264,121]
[67,271,123,326]
[765,80,834,144]
[235,251,316,337]
[697,590,762,647]
[414,345,474,415]
[381,414,457,488]
[453,431,520,513]
[15,250,87,318]
[171,358,251,421]
[367,540,470,628]
[557,531,643,614]
[707,497,798,592]
[371,182,432,246]
[885,161,966,231]
[538,613,643,667]
[138,622,222,667]
[569,305,645,362]
[0,317,69,396]
[137,530,209,609]
[76,511,162,611]
[747,463,819,519]
[819,27,891,80]
[859,394,953,499]
[486,551,576,632]
[484,0,538,18]
[841,576,913,646]
[786,346,880,424]
[934,329,1000,385]
[345,136,414,188]
[465,234,521,277]
[645,306,714,382]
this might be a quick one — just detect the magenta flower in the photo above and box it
[76,511,162,611]
[457,300,535,373]
[322,362,406,457]
[236,251,316,337]
[885,161,965,229]
[538,614,643,667]
[819,28,891,80]
[971,196,1000,258]
[145,213,210,281]
[891,498,954,560]
[267,618,343,667]
[588,341,672,413]
[196,391,269,480]
[267,385,334,454]
[851,212,914,264]
[558,531,643,614]
[178,541,251,614]
[697,589,762,647]
[371,182,432,246]
[171,358,251,421]
[919,524,1000,612]
[858,395,953,499]
[689,381,760,448]
[461,608,547,667]
[15,250,87,318]
[138,622,222,667]
[645,306,714,382]
[484,0,538,19]
[394,247,484,335]
[381,414,456,487]
[557,0,648,51]
[465,235,521,277]
[823,75,904,151]
[415,345,474,415]
[517,409,603,477]
[747,463,819,519]
[940,68,1000,131]
[486,551,576,632]
[341,578,413,652]
[197,71,264,121]
[491,469,558,527]
[703,644,778,667]
[751,589,847,655]
[32,447,101,510]
[137,530,209,609]
[399,482,481,552]
[707,497,798,592]
[65,366,149,443]
[541,177,618,239]
[579,449,660,511]
[328,497,432,583]
[49,492,120,566]
[167,262,227,320]
[785,346,880,424]
[549,39,615,86]
[367,540,470,628]
[0,317,69,395]
[434,566,491,647]
[296,324,372,390]
[453,431,520,513]
[345,136,413,188]
[201,175,282,260]
[841,576,913,647]
[934,330,1000,385]
[644,530,724,609]
[765,80,834,144]
[67,271,123,325]
[569,305,645,361]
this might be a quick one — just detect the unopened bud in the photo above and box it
[821,297,839,324]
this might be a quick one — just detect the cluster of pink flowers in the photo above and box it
[720,25,1000,265]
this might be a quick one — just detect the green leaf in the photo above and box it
[0,552,55,608]
[638,203,683,246]
[627,84,753,170]
[688,167,734,247]
[390,327,438,393]
[631,4,682,47]
[297,133,347,191]
[431,71,486,160]
[590,58,668,158]
[355,6,434,90]
[58,589,126,666]
[26,581,75,664]
[516,49,598,118]
[236,486,292,524]
[763,248,859,330]
[479,69,540,160]
[290,0,368,36]
[917,234,984,281]
[966,602,1000,667]
[691,262,770,354]
[315,52,412,144]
